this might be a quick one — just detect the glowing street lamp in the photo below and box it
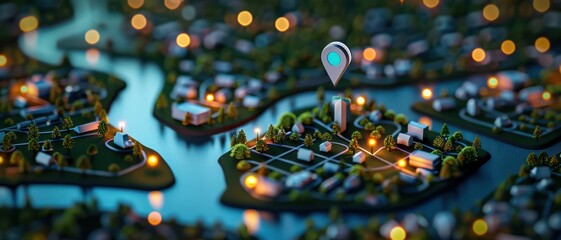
[421,88,433,100]
[390,226,406,240]
[397,159,407,168]
[206,94,214,102]
[147,211,162,226]
[147,155,159,168]
[254,128,261,140]
[244,174,258,189]
[369,138,376,154]
[119,121,125,132]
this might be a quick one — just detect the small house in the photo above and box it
[407,121,428,141]
[214,74,236,87]
[171,102,211,125]
[409,150,440,170]
[319,141,332,152]
[292,122,305,134]
[397,133,413,147]
[243,95,260,108]
[215,88,233,103]
[114,132,135,149]
[466,98,480,116]
[323,161,339,174]
[254,176,283,198]
[530,167,551,180]
[297,148,314,162]
[285,171,317,188]
[369,110,383,123]
[496,70,529,91]
[73,121,100,134]
[353,151,366,164]
[494,115,512,128]
[432,97,456,112]
[35,152,55,166]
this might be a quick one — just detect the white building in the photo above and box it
[409,150,440,170]
[26,75,53,100]
[235,87,247,99]
[397,133,413,147]
[333,98,349,133]
[319,141,332,152]
[254,176,283,198]
[353,151,366,164]
[494,115,512,128]
[496,70,529,91]
[243,95,260,108]
[323,161,339,174]
[466,98,480,116]
[432,97,456,112]
[215,88,232,103]
[369,110,383,123]
[114,132,135,148]
[170,75,198,100]
[35,152,55,166]
[297,148,314,162]
[530,167,551,180]
[407,121,429,141]
[73,121,100,134]
[292,122,305,134]
[265,71,281,83]
[214,74,236,87]
[171,102,211,125]
[285,171,317,188]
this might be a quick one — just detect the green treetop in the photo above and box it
[237,129,247,144]
[304,134,313,148]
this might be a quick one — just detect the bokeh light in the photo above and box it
[363,47,377,61]
[84,29,100,45]
[472,219,488,236]
[275,17,290,32]
[131,14,147,30]
[422,88,433,99]
[487,77,498,89]
[147,155,159,168]
[533,0,550,13]
[176,33,191,48]
[423,0,439,8]
[500,40,515,55]
[244,174,258,189]
[19,16,38,32]
[127,0,144,9]
[542,91,551,100]
[0,54,7,67]
[237,10,253,27]
[471,48,486,62]
[483,4,499,21]
[164,0,182,10]
[390,226,406,240]
[535,37,550,53]
[147,211,162,226]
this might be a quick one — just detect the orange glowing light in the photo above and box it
[254,128,261,135]
[363,47,377,61]
[86,48,100,64]
[397,159,407,168]
[206,94,214,101]
[369,139,376,146]
[85,29,100,45]
[423,0,439,8]
[176,33,190,48]
[243,209,260,234]
[543,91,551,100]
[483,4,499,21]
[244,174,258,189]
[487,77,498,89]
[419,116,432,130]
[535,37,550,53]
[472,48,486,62]
[19,16,38,33]
[147,155,158,168]
[131,14,147,30]
[0,54,7,67]
[533,0,550,13]
[472,219,488,236]
[357,96,366,106]
[500,40,515,55]
[148,191,164,210]
[147,211,162,226]
[422,88,433,100]
[128,0,143,9]
[20,85,28,93]
[0,156,4,165]
[275,17,290,32]
[164,0,182,10]
[119,121,125,132]
[390,226,406,240]
[237,11,253,27]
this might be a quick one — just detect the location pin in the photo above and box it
[321,41,352,86]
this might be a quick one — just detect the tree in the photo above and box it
[320,103,330,118]
[351,131,363,140]
[237,129,247,144]
[217,107,225,123]
[62,115,74,131]
[316,86,325,102]
[27,138,40,153]
[108,163,121,173]
[1,131,16,151]
[264,124,276,140]
[414,142,423,150]
[277,112,297,130]
[538,151,549,166]
[98,109,108,122]
[550,155,559,168]
[304,134,313,148]
[182,112,191,126]
[62,134,74,153]
[384,136,396,152]
[439,162,451,179]
[52,152,67,172]
[289,132,299,141]
[52,126,61,139]
[443,139,453,152]
[332,121,341,134]
[208,114,215,125]
[226,102,238,119]
[440,123,449,137]
[348,138,359,153]
[433,135,444,149]
[375,125,386,134]
[274,128,286,142]
[27,123,39,140]
[97,120,109,137]
[298,112,314,125]
[9,150,24,165]
[526,152,538,168]
[18,157,30,174]
[156,93,168,109]
[370,130,381,140]
[313,130,322,139]
[394,114,408,125]
[132,140,143,159]
[86,144,99,160]
[533,126,542,140]
[458,146,478,166]
[472,135,481,150]
[321,132,332,141]
[76,155,92,175]
[452,131,463,142]
[384,110,396,120]
[230,134,237,148]
[93,100,103,116]
[43,139,53,151]
[255,139,269,152]
[230,143,251,160]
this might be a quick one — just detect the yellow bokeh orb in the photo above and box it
[0,54,7,67]
[500,40,516,55]
[363,47,377,61]
[131,14,147,30]
[127,0,144,9]
[533,0,550,13]
[237,10,253,27]
[423,0,440,8]
[275,17,290,32]
[84,29,100,45]
[147,211,162,226]
[390,226,406,240]
[472,219,488,236]
[535,37,550,53]
[483,4,500,21]
[176,33,191,48]
[472,48,486,62]
[19,16,38,32]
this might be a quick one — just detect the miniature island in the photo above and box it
[413,69,561,149]
[218,96,490,211]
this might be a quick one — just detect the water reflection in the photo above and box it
[243,209,260,234]
[148,191,163,210]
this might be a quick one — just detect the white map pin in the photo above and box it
[321,41,352,86]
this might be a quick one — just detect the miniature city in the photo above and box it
[2,0,561,239]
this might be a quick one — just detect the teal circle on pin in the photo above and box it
[327,52,340,66]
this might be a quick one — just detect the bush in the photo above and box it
[394,114,408,125]
[384,110,396,120]
[236,160,251,171]
[492,127,502,134]
[108,163,121,173]
[297,112,314,125]
[290,165,302,173]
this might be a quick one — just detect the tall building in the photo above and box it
[333,97,350,133]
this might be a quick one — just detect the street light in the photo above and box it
[254,128,261,140]
[369,138,376,154]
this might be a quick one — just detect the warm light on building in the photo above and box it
[176,33,191,48]
[147,211,162,226]
[244,174,258,189]
[147,155,159,168]
[533,0,550,13]
[487,77,498,89]
[421,88,433,100]
[131,14,147,30]
[205,94,214,102]
[390,226,406,240]
[0,54,7,67]
[127,0,144,9]
[471,48,486,62]
[423,0,439,8]
[85,29,100,45]
[542,91,551,101]
[535,37,550,53]
[237,10,253,27]
[363,47,376,61]
[356,96,366,106]
[164,0,182,10]
[0,156,3,165]
[19,16,38,33]
[483,4,499,21]
[500,40,515,55]
[119,121,126,132]
[275,17,290,32]
[397,159,407,168]
[472,219,488,236]
[20,85,28,94]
